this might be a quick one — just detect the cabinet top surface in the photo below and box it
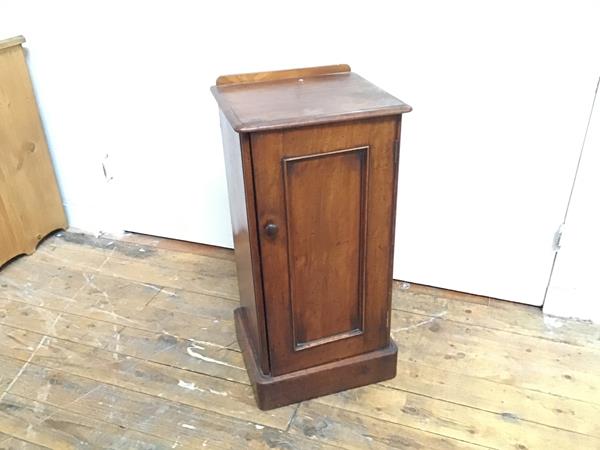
[211,67,411,133]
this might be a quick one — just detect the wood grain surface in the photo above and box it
[219,111,270,374]
[211,71,411,132]
[251,118,399,375]
[0,36,66,267]
[0,231,598,448]
[216,64,351,86]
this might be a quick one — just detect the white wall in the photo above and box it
[544,80,600,323]
[2,0,439,241]
[1,1,599,315]
[390,3,599,305]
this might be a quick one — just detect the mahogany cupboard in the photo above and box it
[211,65,411,409]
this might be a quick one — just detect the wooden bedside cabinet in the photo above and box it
[211,64,411,410]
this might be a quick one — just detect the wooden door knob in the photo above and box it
[264,222,278,238]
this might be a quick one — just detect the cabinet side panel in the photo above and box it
[219,112,269,373]
[0,44,67,265]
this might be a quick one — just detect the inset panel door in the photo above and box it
[251,118,400,375]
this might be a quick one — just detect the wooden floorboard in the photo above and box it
[0,392,179,449]
[0,431,51,449]
[392,281,600,349]
[0,230,599,449]
[0,361,332,449]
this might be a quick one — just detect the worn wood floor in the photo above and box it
[0,231,598,449]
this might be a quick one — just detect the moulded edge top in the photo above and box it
[0,35,26,52]
[211,65,412,133]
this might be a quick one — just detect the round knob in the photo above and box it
[264,222,278,238]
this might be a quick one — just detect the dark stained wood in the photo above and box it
[219,112,269,374]
[214,66,410,409]
[211,71,411,132]
[252,118,400,375]
[216,64,351,86]
[283,147,367,347]
[235,308,397,411]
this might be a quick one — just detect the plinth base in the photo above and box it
[234,307,398,410]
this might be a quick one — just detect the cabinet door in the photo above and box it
[251,117,400,375]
